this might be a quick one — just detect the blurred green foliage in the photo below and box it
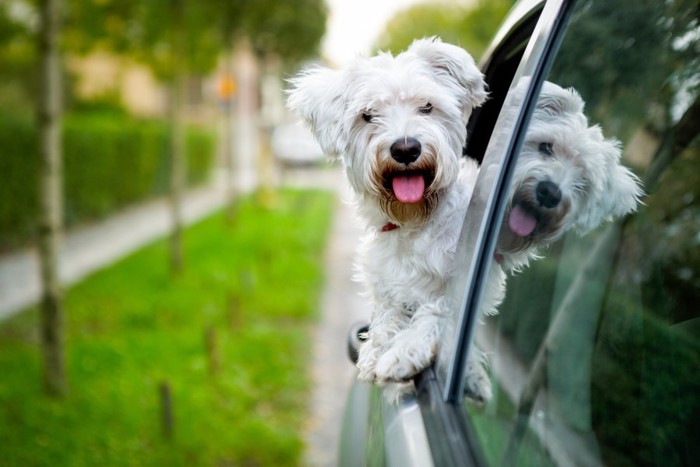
[0,114,37,249]
[0,0,37,113]
[0,112,215,250]
[550,0,700,141]
[230,0,328,66]
[64,0,221,81]
[376,0,516,61]
[0,189,334,466]
[63,0,327,80]
[0,0,328,110]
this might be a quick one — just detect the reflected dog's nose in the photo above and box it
[390,137,421,165]
[536,180,562,208]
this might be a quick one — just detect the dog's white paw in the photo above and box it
[464,359,492,404]
[357,361,376,383]
[356,342,382,383]
[374,342,433,383]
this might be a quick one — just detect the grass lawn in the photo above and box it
[0,189,335,466]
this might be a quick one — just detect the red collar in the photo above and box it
[380,222,399,232]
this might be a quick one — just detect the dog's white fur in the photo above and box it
[289,38,486,394]
[289,36,643,403]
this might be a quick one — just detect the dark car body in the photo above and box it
[340,0,700,465]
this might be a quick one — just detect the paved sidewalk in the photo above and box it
[304,181,370,467]
[0,185,228,320]
[0,166,348,321]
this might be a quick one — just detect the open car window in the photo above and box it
[462,0,700,465]
[434,0,571,394]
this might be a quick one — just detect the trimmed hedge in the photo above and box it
[0,113,215,250]
[0,115,37,249]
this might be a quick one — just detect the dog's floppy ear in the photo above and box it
[573,135,644,233]
[408,37,487,113]
[287,66,349,159]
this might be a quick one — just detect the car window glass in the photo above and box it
[464,0,700,466]
[435,0,570,397]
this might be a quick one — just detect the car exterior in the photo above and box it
[340,0,700,465]
[271,121,326,166]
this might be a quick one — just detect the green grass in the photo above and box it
[0,189,335,466]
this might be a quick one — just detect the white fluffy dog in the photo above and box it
[288,38,487,390]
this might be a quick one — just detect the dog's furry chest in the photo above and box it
[358,215,462,309]
[353,158,478,316]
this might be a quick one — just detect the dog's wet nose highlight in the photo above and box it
[536,180,562,208]
[390,137,422,165]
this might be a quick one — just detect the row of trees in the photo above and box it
[375,0,517,62]
[1,0,326,396]
[1,0,327,107]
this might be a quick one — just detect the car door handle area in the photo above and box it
[347,321,369,365]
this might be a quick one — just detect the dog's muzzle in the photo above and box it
[508,180,563,238]
[381,137,437,205]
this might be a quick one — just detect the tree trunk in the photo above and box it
[258,58,281,207]
[37,0,66,397]
[223,32,237,219]
[169,0,186,275]
[234,38,259,195]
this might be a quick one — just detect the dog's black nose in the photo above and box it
[536,180,562,208]
[390,137,422,165]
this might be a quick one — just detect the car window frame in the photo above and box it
[442,0,576,402]
[412,0,578,465]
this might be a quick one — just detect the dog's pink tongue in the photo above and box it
[508,204,537,237]
[392,174,425,203]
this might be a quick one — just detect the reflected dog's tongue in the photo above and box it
[392,174,425,203]
[508,204,537,237]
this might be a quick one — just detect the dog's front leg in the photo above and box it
[461,264,505,403]
[356,337,383,383]
[374,300,444,383]
[464,348,492,404]
[357,304,410,383]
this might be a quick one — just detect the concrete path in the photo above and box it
[0,167,347,321]
[303,180,370,467]
[0,185,228,320]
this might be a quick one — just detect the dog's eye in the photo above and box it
[362,112,374,123]
[418,103,433,115]
[538,142,554,156]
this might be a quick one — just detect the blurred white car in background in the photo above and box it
[271,121,325,166]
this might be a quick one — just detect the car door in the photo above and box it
[449,0,700,466]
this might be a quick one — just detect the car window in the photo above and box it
[434,0,571,399]
[463,0,700,465]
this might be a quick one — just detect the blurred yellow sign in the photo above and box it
[218,74,237,101]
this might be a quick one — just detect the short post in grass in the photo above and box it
[227,292,242,330]
[205,326,220,375]
[159,381,174,440]
[239,270,255,293]
[226,197,241,224]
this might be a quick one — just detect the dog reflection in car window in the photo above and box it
[466,81,644,402]
[497,81,642,270]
